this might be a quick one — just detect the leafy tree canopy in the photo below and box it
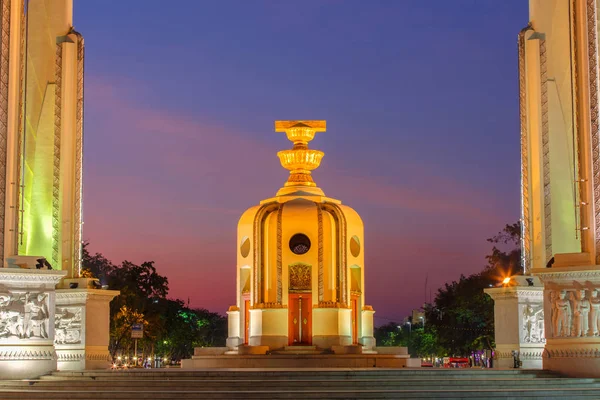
[81,243,226,361]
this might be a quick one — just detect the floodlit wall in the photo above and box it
[524,0,583,270]
[20,0,70,263]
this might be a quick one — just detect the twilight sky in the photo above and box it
[75,1,528,324]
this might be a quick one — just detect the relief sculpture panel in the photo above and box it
[550,289,600,338]
[0,292,50,340]
[55,306,82,345]
[522,303,545,343]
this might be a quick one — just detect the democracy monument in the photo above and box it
[182,121,415,368]
[1,0,600,384]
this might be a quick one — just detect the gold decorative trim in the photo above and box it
[52,42,63,269]
[0,0,10,264]
[572,0,583,253]
[317,205,324,302]
[276,205,282,303]
[586,0,600,262]
[252,302,287,309]
[518,24,532,273]
[322,203,348,304]
[15,1,23,255]
[540,38,553,263]
[252,202,278,304]
[315,301,349,309]
[73,32,84,277]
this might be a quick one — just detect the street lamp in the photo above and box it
[420,316,425,328]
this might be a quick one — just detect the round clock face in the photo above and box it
[289,233,311,255]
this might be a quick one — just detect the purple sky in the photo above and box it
[75,1,528,324]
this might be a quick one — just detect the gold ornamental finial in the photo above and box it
[275,120,326,188]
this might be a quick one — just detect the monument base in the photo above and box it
[535,266,600,377]
[485,276,545,370]
[182,353,416,369]
[55,279,118,371]
[0,267,66,379]
[543,340,600,377]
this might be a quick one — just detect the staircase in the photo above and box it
[0,368,599,399]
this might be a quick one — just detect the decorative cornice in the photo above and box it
[252,302,287,309]
[0,349,56,360]
[484,287,544,300]
[55,289,119,303]
[544,348,600,358]
[536,269,600,283]
[86,351,110,361]
[0,269,66,284]
[56,350,84,361]
[315,301,349,309]
[496,350,543,360]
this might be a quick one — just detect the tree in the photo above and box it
[422,222,521,356]
[109,305,146,360]
[81,244,226,362]
[374,321,442,357]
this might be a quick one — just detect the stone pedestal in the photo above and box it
[0,268,66,379]
[226,306,242,350]
[55,278,118,370]
[312,307,352,348]
[534,266,600,377]
[360,307,376,350]
[485,276,545,369]
[248,307,288,349]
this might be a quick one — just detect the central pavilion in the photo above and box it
[226,120,376,352]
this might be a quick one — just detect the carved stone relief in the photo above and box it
[0,292,49,340]
[591,289,600,336]
[549,289,600,338]
[522,303,545,343]
[54,306,82,345]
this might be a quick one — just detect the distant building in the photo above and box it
[411,309,425,326]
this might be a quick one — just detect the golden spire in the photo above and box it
[275,120,326,188]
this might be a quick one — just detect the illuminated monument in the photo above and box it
[227,121,376,351]
[488,0,600,377]
[0,0,117,379]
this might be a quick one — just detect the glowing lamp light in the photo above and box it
[502,277,511,285]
